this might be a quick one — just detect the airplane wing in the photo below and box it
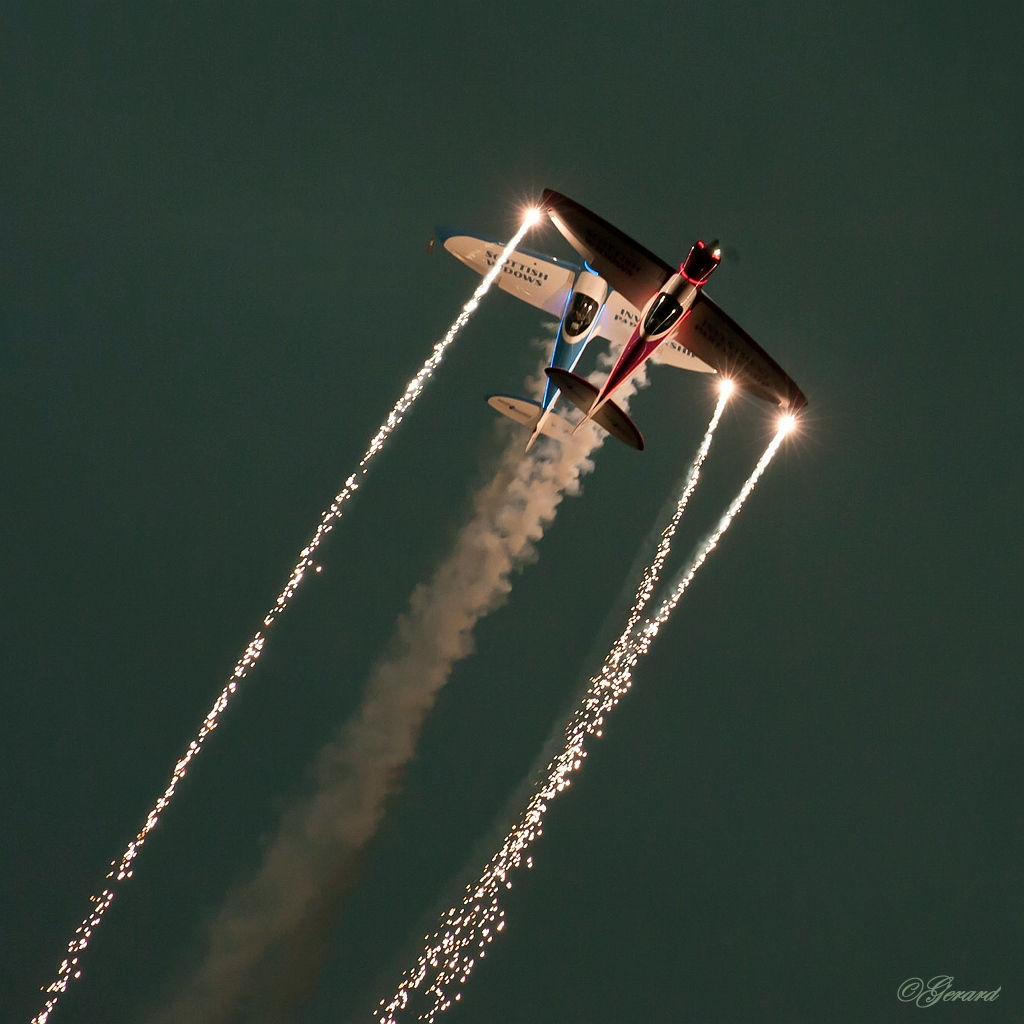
[668,292,808,410]
[540,191,807,410]
[541,189,673,310]
[649,335,716,374]
[436,226,578,318]
[592,289,641,349]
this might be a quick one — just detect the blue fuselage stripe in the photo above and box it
[543,278,600,410]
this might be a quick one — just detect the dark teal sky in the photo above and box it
[3,3,1021,1022]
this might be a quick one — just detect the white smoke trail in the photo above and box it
[145,349,648,1024]
[31,215,539,1024]
[377,414,790,1024]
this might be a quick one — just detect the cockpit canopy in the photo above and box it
[680,240,721,285]
[563,292,599,339]
[642,292,684,338]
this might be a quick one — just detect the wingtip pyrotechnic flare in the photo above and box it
[778,412,797,436]
[521,206,543,228]
[717,376,736,399]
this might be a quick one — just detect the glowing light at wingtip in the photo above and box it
[779,412,797,435]
[522,206,543,228]
[31,214,536,1024]
[718,376,735,398]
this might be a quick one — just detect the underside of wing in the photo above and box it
[592,289,641,349]
[436,226,577,318]
[649,337,716,374]
[541,190,673,311]
[669,293,808,411]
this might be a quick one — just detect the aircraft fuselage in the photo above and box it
[542,266,609,409]
[591,240,720,415]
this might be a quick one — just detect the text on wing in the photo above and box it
[485,248,549,287]
[693,314,773,389]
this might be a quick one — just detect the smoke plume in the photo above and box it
[148,354,647,1024]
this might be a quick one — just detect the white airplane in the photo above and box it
[433,224,714,450]
[540,189,808,447]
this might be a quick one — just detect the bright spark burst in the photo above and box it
[521,206,544,228]
[377,393,763,1024]
[31,213,539,1024]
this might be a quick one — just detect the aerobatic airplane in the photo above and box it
[541,189,808,448]
[433,225,715,451]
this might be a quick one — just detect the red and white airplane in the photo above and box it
[541,189,807,449]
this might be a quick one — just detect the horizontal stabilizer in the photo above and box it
[544,369,644,450]
[487,395,574,441]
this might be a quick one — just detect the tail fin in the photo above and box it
[486,395,574,442]
[543,369,644,451]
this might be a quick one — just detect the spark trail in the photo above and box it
[146,349,647,1024]
[626,417,792,663]
[31,212,540,1024]
[377,413,791,1024]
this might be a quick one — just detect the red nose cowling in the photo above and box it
[680,240,720,285]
